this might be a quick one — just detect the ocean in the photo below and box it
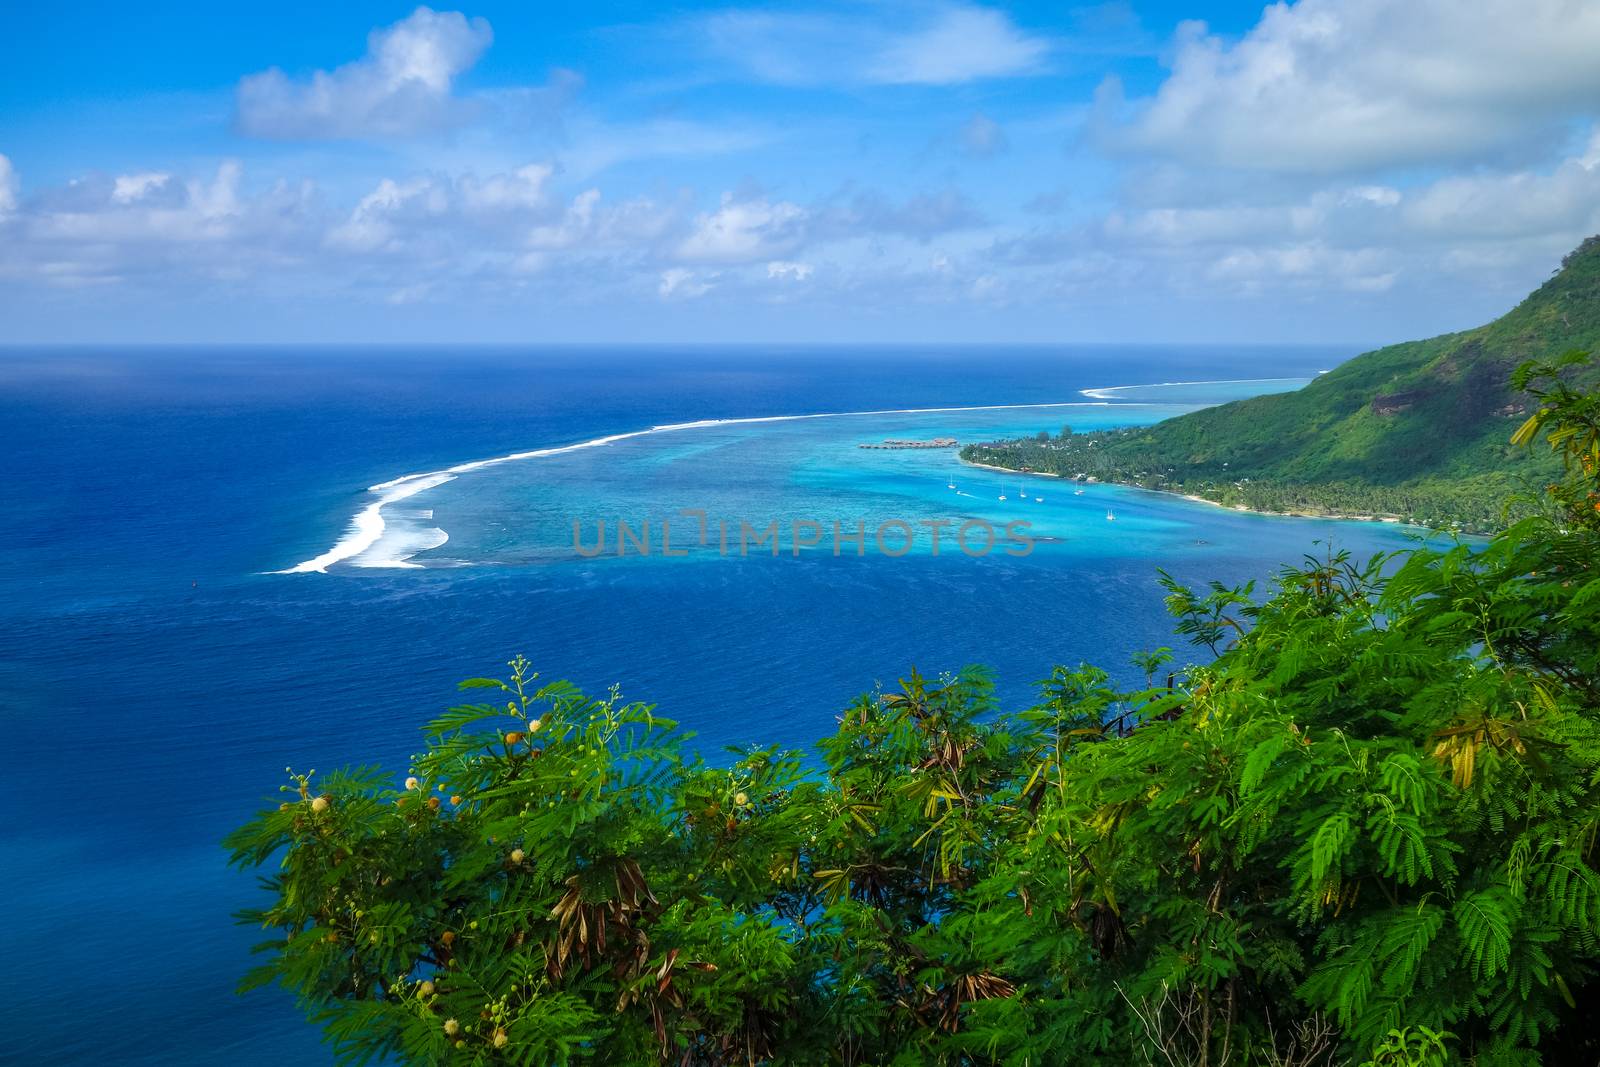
[0,344,1428,1064]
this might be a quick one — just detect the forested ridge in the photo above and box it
[963,238,1600,532]
[229,355,1600,1066]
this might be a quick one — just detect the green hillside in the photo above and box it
[966,236,1600,530]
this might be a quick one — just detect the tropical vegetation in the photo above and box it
[229,353,1600,1065]
[962,237,1600,533]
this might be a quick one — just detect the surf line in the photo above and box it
[1078,376,1308,400]
[275,399,1116,574]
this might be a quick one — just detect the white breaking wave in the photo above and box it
[354,523,451,569]
[1078,376,1307,400]
[275,399,1114,574]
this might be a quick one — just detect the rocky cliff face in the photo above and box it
[1371,390,1427,416]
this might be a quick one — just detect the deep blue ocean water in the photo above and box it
[0,345,1430,1064]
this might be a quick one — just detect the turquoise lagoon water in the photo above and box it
[331,380,1329,572]
[0,346,1429,1064]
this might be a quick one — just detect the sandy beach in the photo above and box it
[960,457,1412,527]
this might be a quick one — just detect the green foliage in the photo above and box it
[230,353,1600,1064]
[962,239,1600,532]
[1362,1026,1454,1067]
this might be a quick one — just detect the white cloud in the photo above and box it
[531,188,683,251]
[236,7,493,139]
[111,172,172,205]
[659,268,715,299]
[1404,132,1600,239]
[327,176,448,252]
[767,260,813,282]
[0,155,18,217]
[677,194,806,264]
[694,4,1048,88]
[871,6,1048,85]
[459,164,554,214]
[1204,244,1397,294]
[327,165,564,252]
[27,162,255,245]
[3,161,318,289]
[525,189,602,251]
[1113,0,1600,173]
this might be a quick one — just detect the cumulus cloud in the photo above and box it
[236,7,493,139]
[1111,0,1600,173]
[326,164,562,252]
[110,172,172,205]
[2,161,319,288]
[870,6,1048,84]
[0,154,18,217]
[676,194,806,264]
[766,260,813,282]
[459,164,554,213]
[694,4,1048,88]
[526,188,679,252]
[327,177,449,252]
[659,268,715,299]
[26,162,255,245]
[1403,132,1600,240]
[1203,244,1397,295]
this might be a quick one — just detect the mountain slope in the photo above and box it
[965,236,1600,530]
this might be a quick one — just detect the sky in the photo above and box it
[3,0,1600,344]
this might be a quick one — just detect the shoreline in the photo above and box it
[960,458,1413,528]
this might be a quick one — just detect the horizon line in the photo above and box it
[0,339,1380,350]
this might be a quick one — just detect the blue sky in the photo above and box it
[3,1,1600,344]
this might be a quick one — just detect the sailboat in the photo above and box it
[1106,508,1116,522]
[1073,487,1084,496]
[947,476,956,490]
[998,483,1008,501]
